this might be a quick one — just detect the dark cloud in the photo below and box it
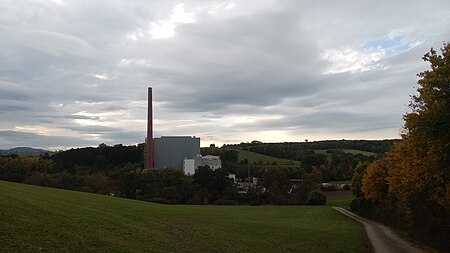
[0,103,32,112]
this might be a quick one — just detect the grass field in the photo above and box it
[0,180,370,253]
[236,148,373,167]
[326,191,355,209]
[314,149,375,158]
[340,149,376,157]
[237,150,301,166]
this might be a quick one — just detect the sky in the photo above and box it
[0,0,449,150]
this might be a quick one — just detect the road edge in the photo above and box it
[332,206,424,253]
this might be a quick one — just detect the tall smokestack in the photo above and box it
[146,87,153,169]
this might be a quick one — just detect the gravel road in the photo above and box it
[333,207,424,253]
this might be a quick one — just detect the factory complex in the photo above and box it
[145,87,221,175]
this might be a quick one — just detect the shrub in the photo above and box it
[307,189,327,205]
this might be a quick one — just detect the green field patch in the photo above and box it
[237,150,300,166]
[314,149,375,162]
[326,191,356,209]
[340,149,376,156]
[1,180,370,253]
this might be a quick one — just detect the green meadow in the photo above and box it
[314,149,376,159]
[237,150,301,166]
[0,180,370,253]
[325,191,355,209]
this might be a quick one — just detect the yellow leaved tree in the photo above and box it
[361,43,449,248]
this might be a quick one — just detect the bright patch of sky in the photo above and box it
[363,32,423,56]
[321,32,425,74]
[150,3,195,40]
[93,74,110,80]
[129,2,236,41]
[321,47,385,74]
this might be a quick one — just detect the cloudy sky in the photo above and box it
[0,0,449,150]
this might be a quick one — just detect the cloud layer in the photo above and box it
[1,0,449,150]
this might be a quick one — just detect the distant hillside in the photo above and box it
[227,139,397,159]
[0,147,48,153]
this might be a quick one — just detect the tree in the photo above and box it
[84,173,112,194]
[384,43,450,211]
[352,162,368,199]
[259,167,288,204]
[300,152,327,172]
[157,168,189,203]
[294,167,322,204]
[193,165,234,203]
[308,189,327,205]
[361,158,389,202]
[360,43,450,250]
[398,43,450,211]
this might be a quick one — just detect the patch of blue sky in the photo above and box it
[363,35,416,56]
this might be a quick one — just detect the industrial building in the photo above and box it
[154,136,200,170]
[183,155,222,175]
[145,87,217,172]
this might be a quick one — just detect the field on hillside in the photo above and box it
[0,181,370,253]
[237,150,301,166]
[340,149,376,156]
[314,149,376,158]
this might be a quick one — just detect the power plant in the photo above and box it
[154,136,200,170]
[145,87,220,172]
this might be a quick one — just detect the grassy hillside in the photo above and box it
[237,150,301,166]
[340,149,376,156]
[314,149,376,157]
[0,181,371,253]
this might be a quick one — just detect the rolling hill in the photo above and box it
[0,180,370,253]
[0,147,48,153]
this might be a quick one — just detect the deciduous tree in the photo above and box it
[360,43,449,249]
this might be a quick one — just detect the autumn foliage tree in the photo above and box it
[359,43,450,249]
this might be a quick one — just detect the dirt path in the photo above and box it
[332,207,424,253]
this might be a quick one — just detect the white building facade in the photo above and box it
[183,155,222,175]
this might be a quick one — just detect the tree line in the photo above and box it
[351,44,449,252]
[206,144,380,183]
[227,139,395,158]
[0,137,384,206]
[0,151,325,205]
